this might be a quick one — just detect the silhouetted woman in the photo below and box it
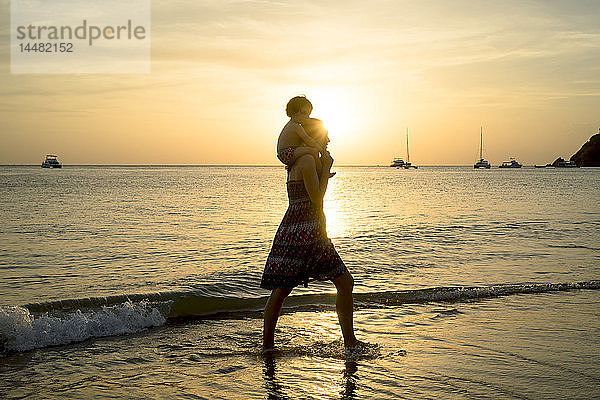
[261,118,361,351]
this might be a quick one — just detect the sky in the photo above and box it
[1,0,599,165]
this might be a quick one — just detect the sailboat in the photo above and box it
[390,128,417,168]
[403,128,417,169]
[473,127,491,169]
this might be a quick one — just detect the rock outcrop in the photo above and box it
[571,132,600,167]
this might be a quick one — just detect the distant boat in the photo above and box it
[556,160,578,168]
[474,127,491,169]
[389,157,406,167]
[41,154,61,168]
[499,158,522,168]
[403,128,417,169]
[390,128,417,169]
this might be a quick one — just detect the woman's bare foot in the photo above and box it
[344,340,379,358]
[344,339,365,349]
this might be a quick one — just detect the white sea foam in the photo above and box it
[0,300,167,354]
[2,281,599,355]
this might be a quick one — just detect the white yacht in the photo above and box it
[499,158,522,168]
[41,154,62,168]
[474,127,491,169]
[390,157,406,167]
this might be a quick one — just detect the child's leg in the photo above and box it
[292,147,334,177]
[292,146,321,173]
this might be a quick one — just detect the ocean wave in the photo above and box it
[1,280,598,356]
[0,300,167,356]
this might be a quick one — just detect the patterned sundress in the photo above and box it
[261,180,348,290]
[277,147,296,169]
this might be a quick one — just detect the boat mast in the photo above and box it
[479,126,483,160]
[406,128,410,163]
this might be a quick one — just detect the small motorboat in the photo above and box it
[41,154,62,168]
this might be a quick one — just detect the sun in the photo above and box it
[306,87,360,143]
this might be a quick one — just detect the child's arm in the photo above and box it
[294,124,323,152]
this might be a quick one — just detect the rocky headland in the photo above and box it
[570,132,600,167]
[547,130,600,167]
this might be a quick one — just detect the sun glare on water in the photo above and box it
[322,180,348,239]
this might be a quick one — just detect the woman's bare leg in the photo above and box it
[263,288,293,350]
[333,271,358,347]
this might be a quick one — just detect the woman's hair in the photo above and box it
[285,96,313,117]
[303,118,328,145]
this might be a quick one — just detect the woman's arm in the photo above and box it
[319,150,334,194]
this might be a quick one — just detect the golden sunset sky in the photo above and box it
[1,0,599,165]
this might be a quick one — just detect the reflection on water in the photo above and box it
[341,361,358,400]
[263,354,358,400]
[264,355,289,400]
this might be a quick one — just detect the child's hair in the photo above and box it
[303,118,328,145]
[286,96,313,117]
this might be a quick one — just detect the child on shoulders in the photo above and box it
[277,96,333,177]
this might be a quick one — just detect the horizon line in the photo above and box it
[0,163,576,167]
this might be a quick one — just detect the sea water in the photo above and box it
[1,166,599,399]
